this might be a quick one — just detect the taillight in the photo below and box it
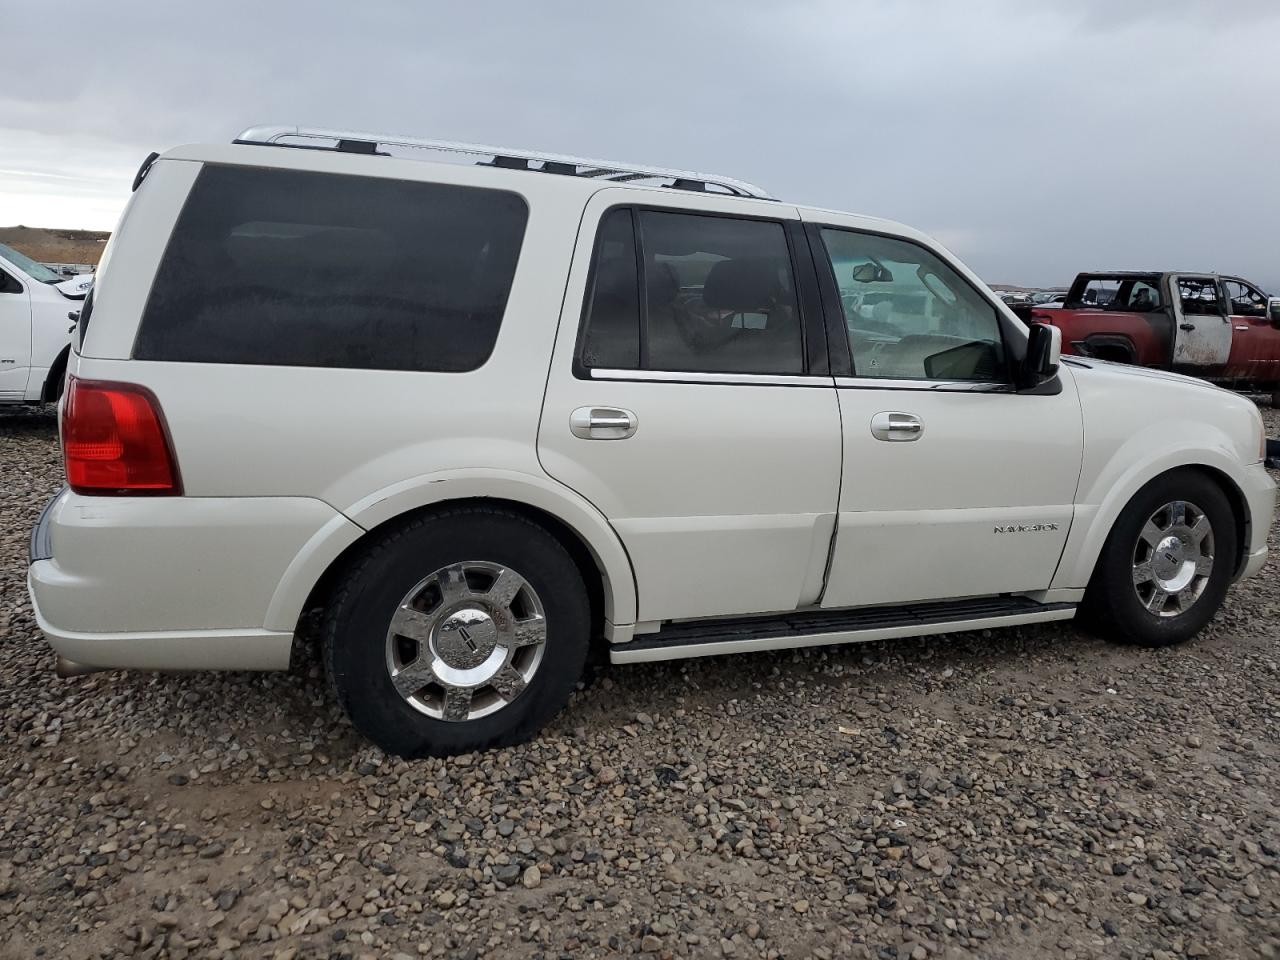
[62,377,181,495]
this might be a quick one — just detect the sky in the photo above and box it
[5,0,1279,288]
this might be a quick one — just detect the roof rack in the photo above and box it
[234,125,774,200]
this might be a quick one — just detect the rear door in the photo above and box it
[0,265,31,400]
[1170,274,1232,368]
[538,189,843,624]
[1223,277,1279,382]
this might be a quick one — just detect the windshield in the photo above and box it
[0,242,60,284]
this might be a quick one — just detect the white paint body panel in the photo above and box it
[0,252,78,403]
[1051,359,1274,588]
[25,140,1274,675]
[538,188,841,622]
[823,374,1083,607]
[30,488,346,635]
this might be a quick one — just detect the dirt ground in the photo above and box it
[0,227,108,266]
[1,404,1278,960]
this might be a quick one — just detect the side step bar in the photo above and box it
[609,596,1076,664]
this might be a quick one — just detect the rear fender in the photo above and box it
[264,470,638,632]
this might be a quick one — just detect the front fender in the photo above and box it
[264,469,639,633]
[1052,419,1251,590]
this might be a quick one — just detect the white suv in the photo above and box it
[28,125,1275,757]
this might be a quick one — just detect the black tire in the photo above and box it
[323,506,590,758]
[1081,469,1236,648]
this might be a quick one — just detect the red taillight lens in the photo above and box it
[62,377,181,495]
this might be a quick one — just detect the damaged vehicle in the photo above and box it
[1031,271,1280,400]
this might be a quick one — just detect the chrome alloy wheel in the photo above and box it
[385,561,547,721]
[1131,500,1214,618]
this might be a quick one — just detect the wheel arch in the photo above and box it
[41,344,71,402]
[1081,334,1137,364]
[1054,454,1252,590]
[266,473,638,642]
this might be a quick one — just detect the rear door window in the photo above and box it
[577,208,805,376]
[135,165,528,371]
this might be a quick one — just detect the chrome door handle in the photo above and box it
[870,411,923,441]
[570,406,638,440]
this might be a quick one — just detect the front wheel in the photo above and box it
[1082,470,1236,648]
[323,507,590,758]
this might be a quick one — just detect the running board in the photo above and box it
[609,597,1076,664]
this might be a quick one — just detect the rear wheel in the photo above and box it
[1082,470,1236,647]
[323,507,590,757]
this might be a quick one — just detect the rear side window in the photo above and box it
[578,207,804,376]
[135,165,528,371]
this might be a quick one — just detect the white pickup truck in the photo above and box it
[0,242,89,405]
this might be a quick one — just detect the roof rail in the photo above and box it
[234,125,774,200]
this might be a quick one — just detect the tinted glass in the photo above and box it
[0,269,21,295]
[820,229,1005,381]
[136,165,528,371]
[639,211,803,375]
[580,208,640,369]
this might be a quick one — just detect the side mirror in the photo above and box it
[1269,297,1280,327]
[1022,321,1061,388]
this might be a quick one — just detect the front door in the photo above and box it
[1223,277,1280,383]
[538,190,842,624]
[1170,274,1232,369]
[805,217,1084,609]
[0,267,31,400]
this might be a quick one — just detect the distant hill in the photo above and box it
[0,226,110,265]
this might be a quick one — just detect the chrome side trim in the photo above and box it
[590,368,832,387]
[834,376,1012,393]
[609,607,1076,664]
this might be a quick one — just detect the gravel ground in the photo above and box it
[3,403,1280,960]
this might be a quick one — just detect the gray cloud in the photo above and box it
[6,0,1279,288]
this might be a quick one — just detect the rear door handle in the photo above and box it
[870,411,923,441]
[570,406,638,440]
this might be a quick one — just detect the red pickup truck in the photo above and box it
[1030,272,1280,399]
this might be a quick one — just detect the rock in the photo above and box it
[522,866,541,889]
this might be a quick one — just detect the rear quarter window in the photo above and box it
[134,165,528,371]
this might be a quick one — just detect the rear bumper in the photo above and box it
[26,489,343,671]
[27,574,293,670]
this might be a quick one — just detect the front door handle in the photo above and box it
[570,406,638,440]
[870,411,923,442]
